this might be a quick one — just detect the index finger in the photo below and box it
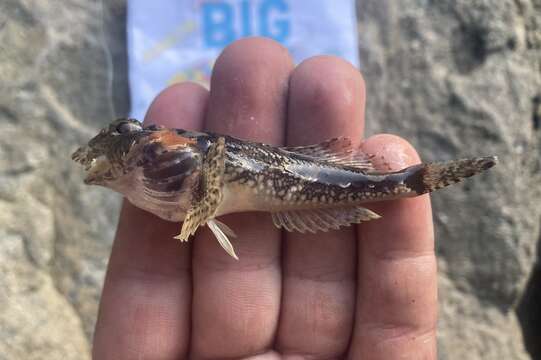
[93,82,209,359]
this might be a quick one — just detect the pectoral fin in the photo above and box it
[174,137,226,242]
[271,206,381,233]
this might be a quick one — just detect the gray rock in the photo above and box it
[0,0,126,358]
[0,231,90,360]
[358,0,541,358]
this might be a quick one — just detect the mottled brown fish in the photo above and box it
[72,118,497,259]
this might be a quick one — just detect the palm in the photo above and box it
[93,38,437,359]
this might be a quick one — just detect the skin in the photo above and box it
[93,38,437,359]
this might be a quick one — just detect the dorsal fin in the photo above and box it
[282,137,375,171]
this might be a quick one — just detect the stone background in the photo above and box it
[0,0,539,359]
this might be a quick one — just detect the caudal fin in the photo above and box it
[404,156,498,195]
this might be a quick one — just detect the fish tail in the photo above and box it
[403,156,498,195]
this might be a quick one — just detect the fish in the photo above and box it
[72,118,498,260]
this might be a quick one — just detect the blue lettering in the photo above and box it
[202,3,235,47]
[240,0,252,37]
[259,0,290,42]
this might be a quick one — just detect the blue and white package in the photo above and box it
[127,0,359,120]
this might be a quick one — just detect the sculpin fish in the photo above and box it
[72,118,497,259]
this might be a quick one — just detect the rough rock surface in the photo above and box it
[0,1,127,358]
[0,0,539,359]
[358,0,541,358]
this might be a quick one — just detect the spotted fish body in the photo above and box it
[72,119,497,259]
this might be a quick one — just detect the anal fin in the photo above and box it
[271,206,381,233]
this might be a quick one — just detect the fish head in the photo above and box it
[72,119,206,204]
[72,118,144,185]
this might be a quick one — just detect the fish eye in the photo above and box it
[116,120,142,134]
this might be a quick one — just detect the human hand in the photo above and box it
[93,38,437,359]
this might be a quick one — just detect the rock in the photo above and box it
[0,231,90,360]
[357,0,541,358]
[0,0,127,358]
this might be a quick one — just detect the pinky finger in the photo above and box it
[349,134,437,359]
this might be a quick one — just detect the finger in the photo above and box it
[190,38,294,359]
[349,134,437,359]
[93,82,208,359]
[275,56,365,358]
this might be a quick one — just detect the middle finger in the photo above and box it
[190,38,294,359]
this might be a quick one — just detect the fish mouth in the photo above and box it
[72,147,113,184]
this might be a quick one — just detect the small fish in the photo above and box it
[72,118,497,259]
